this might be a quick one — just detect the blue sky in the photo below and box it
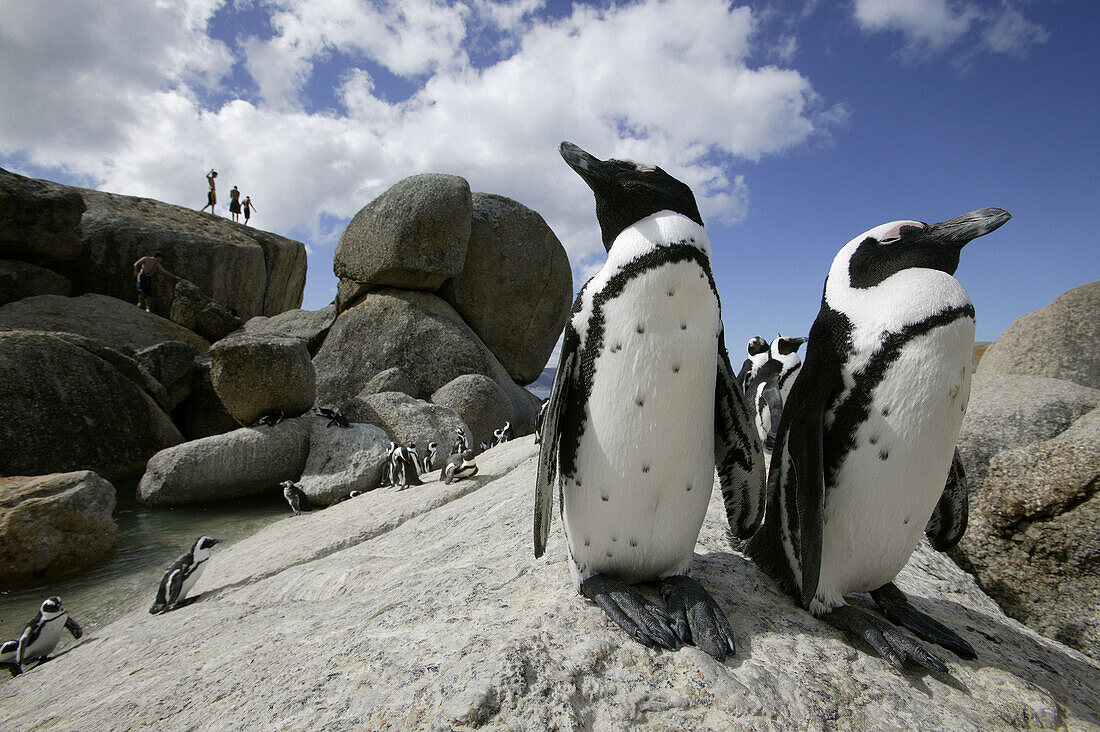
[1,0,1095,368]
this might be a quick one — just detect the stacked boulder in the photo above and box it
[951,280,1100,658]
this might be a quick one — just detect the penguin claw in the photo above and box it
[660,575,737,661]
[870,583,977,660]
[821,604,948,674]
[580,575,680,651]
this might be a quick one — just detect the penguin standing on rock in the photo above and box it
[745,207,1011,672]
[535,142,766,660]
[442,449,479,484]
[0,638,21,676]
[391,444,423,488]
[424,442,440,472]
[281,481,312,515]
[746,334,807,450]
[9,597,82,674]
[737,336,770,391]
[150,536,221,614]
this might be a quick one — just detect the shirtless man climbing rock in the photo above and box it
[133,251,181,312]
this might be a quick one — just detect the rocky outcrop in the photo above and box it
[137,419,311,505]
[978,280,1100,389]
[0,167,86,264]
[298,421,390,505]
[333,174,471,291]
[241,304,336,356]
[0,471,117,588]
[169,279,243,343]
[360,366,419,399]
[63,186,305,320]
[440,192,571,384]
[954,408,1100,656]
[0,331,183,481]
[210,332,316,426]
[134,340,203,413]
[431,374,513,449]
[342,391,470,451]
[0,292,209,355]
[2,439,1097,729]
[0,258,71,305]
[170,355,240,441]
[313,288,537,433]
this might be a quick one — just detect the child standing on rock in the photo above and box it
[242,195,256,226]
[133,251,181,312]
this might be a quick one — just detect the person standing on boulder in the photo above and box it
[133,251,181,312]
[229,185,242,222]
[242,195,256,226]
[201,170,217,214]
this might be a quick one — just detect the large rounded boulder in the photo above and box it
[0,167,86,264]
[298,420,391,505]
[313,288,536,431]
[210,332,316,426]
[0,471,117,588]
[439,193,572,385]
[0,259,72,306]
[978,280,1100,389]
[0,331,183,480]
[242,304,337,356]
[343,391,469,453]
[333,174,472,291]
[431,374,513,449]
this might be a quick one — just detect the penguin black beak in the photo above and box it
[791,337,808,347]
[923,207,1011,248]
[560,142,612,185]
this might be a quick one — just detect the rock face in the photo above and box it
[210,332,316,426]
[0,167,86,263]
[360,366,419,399]
[170,355,240,440]
[954,407,1100,656]
[439,192,572,384]
[137,419,311,506]
[0,471,117,588]
[0,331,183,480]
[0,292,209,356]
[431,374,513,449]
[63,186,306,320]
[313,288,537,432]
[134,340,203,412]
[242,304,336,356]
[333,174,471,291]
[978,280,1100,389]
[0,258,72,305]
[343,391,470,452]
[298,420,390,505]
[169,279,243,343]
[2,439,1097,729]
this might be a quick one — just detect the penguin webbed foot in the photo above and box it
[580,575,680,651]
[870,583,976,660]
[820,604,947,674]
[660,575,737,661]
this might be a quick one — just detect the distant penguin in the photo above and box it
[253,411,285,427]
[150,536,221,615]
[745,207,1011,671]
[391,444,423,488]
[424,442,440,472]
[499,421,512,444]
[534,400,549,444]
[535,142,766,660]
[379,442,397,487]
[492,427,504,446]
[0,638,20,676]
[441,449,479,484]
[406,441,425,475]
[12,597,83,672]
[748,334,808,450]
[737,335,770,391]
[452,428,470,455]
[479,441,489,452]
[315,406,350,428]
[281,480,312,515]
[771,334,807,406]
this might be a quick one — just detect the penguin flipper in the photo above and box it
[64,616,83,639]
[535,323,579,558]
[714,333,767,539]
[925,448,969,552]
[164,566,185,609]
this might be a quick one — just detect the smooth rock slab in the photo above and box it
[0,471,117,588]
[137,418,311,505]
[2,439,1097,729]
[210,332,316,426]
[298,419,390,505]
[0,258,72,306]
[439,192,572,385]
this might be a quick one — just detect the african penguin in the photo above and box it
[747,334,807,451]
[0,638,20,676]
[10,597,82,673]
[737,335,770,391]
[535,142,766,660]
[744,207,1011,672]
[452,428,470,455]
[441,449,479,484]
[281,480,312,515]
[771,335,807,407]
[379,442,397,487]
[424,442,440,472]
[150,536,221,614]
[534,400,549,444]
[391,444,423,488]
[315,406,350,428]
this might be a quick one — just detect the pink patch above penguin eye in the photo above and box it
[879,220,924,244]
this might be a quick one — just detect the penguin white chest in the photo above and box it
[817,317,974,604]
[180,560,206,599]
[23,615,67,660]
[564,258,720,587]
